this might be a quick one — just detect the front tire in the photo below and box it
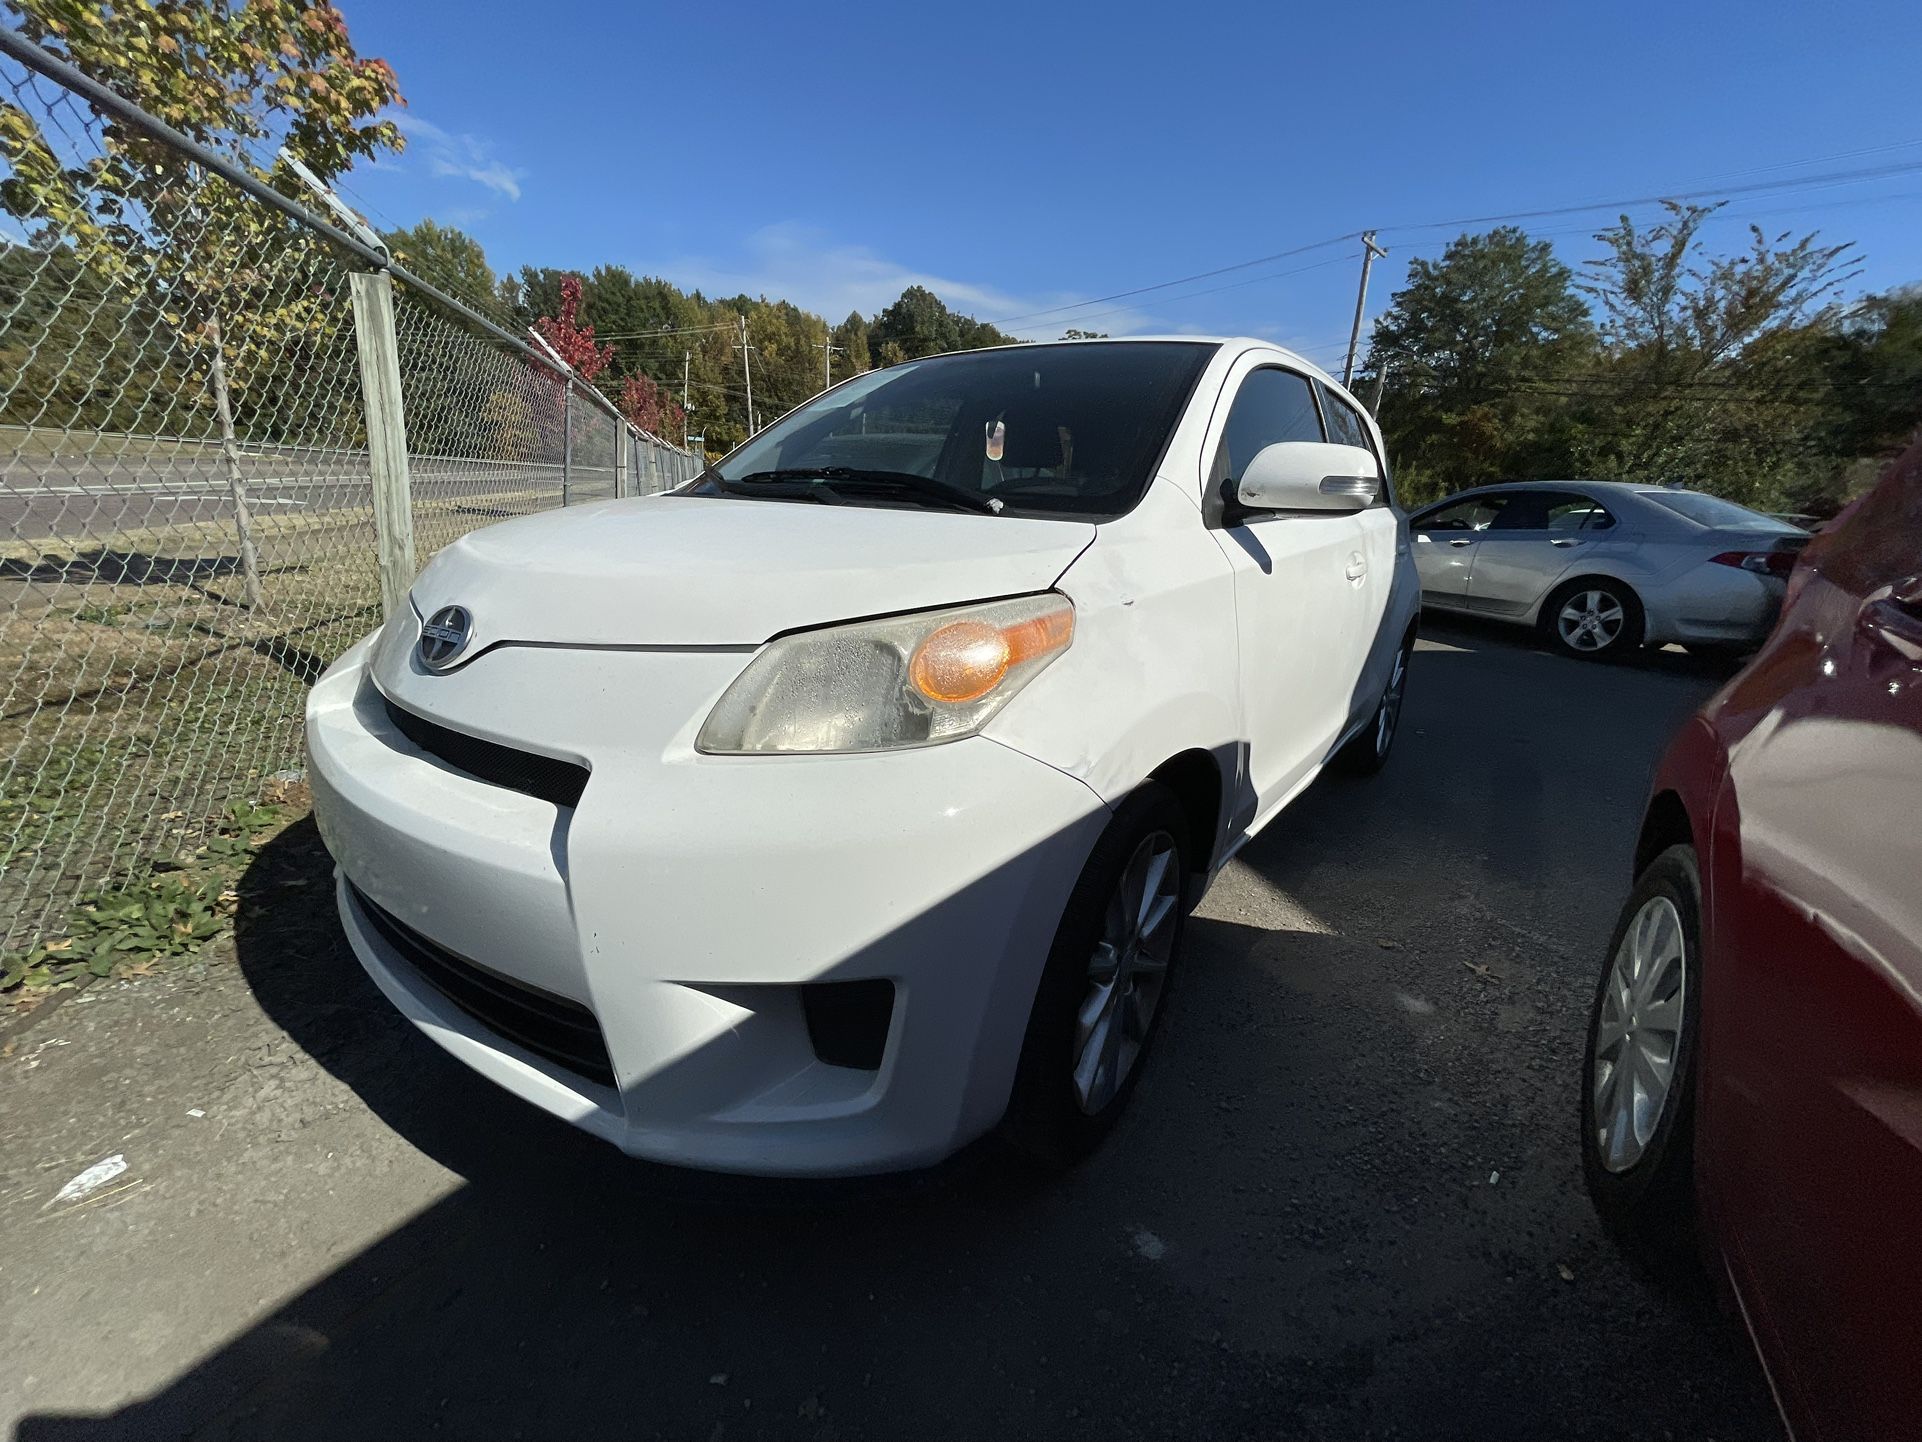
[1544,578,1643,660]
[1334,631,1412,776]
[1581,844,1702,1268]
[1004,783,1189,1168]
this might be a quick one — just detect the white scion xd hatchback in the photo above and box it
[307,338,1420,1175]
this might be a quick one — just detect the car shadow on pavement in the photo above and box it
[15,630,1781,1442]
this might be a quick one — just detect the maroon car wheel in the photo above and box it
[1580,844,1703,1266]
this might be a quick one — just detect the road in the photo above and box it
[0,622,1778,1441]
[1,451,618,541]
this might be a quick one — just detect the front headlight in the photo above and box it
[697,594,1075,755]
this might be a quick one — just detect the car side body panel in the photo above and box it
[1412,482,1789,647]
[1633,446,1922,1441]
[984,475,1244,868]
[990,346,1414,875]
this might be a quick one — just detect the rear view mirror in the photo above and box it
[1236,441,1381,512]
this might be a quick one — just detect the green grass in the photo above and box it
[2,797,297,999]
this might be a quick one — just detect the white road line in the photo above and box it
[8,480,361,495]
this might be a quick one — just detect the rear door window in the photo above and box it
[1317,383,1371,451]
[1546,495,1615,531]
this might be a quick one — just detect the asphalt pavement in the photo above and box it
[0,451,608,541]
[0,621,1779,1441]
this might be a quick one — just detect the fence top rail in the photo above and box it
[0,26,695,460]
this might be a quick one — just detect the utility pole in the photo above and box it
[682,348,693,448]
[738,313,756,435]
[818,336,843,393]
[1342,230,1388,388]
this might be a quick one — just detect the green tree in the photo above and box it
[582,266,707,392]
[501,266,569,330]
[867,285,1016,361]
[1362,226,1594,498]
[383,218,498,310]
[0,239,184,432]
[833,311,871,375]
[1574,202,1859,508]
[1809,286,1922,464]
[3,1,401,180]
[0,1,404,442]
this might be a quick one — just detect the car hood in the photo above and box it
[406,494,1096,648]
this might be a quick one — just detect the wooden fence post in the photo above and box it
[347,271,416,619]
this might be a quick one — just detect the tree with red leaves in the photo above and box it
[531,275,612,383]
[619,372,684,440]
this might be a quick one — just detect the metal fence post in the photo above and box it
[614,417,630,499]
[562,380,573,506]
[348,270,416,619]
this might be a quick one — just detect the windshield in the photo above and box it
[1640,489,1805,534]
[686,341,1215,520]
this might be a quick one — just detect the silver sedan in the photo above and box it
[1407,481,1808,660]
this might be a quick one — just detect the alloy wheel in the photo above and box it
[1557,590,1626,651]
[1591,895,1687,1172]
[1074,829,1179,1114]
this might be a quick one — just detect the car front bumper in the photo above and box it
[305,630,1112,1176]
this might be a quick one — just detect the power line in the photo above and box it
[987,161,1922,337]
[1030,256,1354,330]
[1650,138,1922,192]
[986,233,1362,328]
[592,321,738,341]
[1374,159,1922,237]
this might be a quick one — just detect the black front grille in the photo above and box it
[381,694,588,808]
[350,886,615,1088]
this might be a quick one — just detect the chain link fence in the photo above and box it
[0,34,697,957]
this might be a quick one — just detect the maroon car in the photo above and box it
[1581,439,1922,1441]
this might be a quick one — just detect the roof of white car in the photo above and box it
[994,334,1340,378]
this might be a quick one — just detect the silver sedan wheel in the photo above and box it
[1557,589,1627,651]
[1074,829,1179,1115]
[1591,895,1687,1173]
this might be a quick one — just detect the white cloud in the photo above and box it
[646,222,1159,340]
[392,114,526,202]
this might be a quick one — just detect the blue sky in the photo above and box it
[338,0,1922,364]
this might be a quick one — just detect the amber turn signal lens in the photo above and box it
[907,605,1074,705]
[909,620,1011,703]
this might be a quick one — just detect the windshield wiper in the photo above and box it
[734,467,1003,516]
[705,470,846,505]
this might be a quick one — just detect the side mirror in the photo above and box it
[1236,441,1381,512]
